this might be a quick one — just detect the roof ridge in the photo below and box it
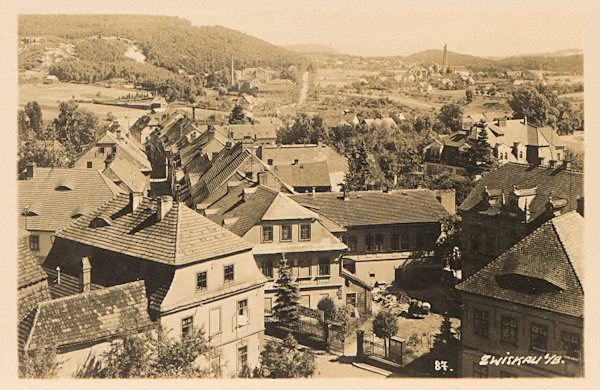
[24,306,40,350]
[174,203,183,263]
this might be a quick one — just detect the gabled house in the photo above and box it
[103,156,150,194]
[272,161,332,193]
[256,142,349,192]
[213,122,279,147]
[458,162,583,278]
[18,165,124,258]
[74,129,152,175]
[44,193,267,376]
[456,211,584,377]
[200,183,372,315]
[291,190,452,286]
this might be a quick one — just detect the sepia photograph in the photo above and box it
[4,0,598,385]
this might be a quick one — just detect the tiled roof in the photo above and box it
[56,194,252,265]
[103,156,149,193]
[290,190,449,227]
[26,281,156,350]
[257,144,348,174]
[18,238,52,321]
[95,131,152,172]
[18,167,124,232]
[456,211,584,318]
[458,163,583,222]
[272,161,331,188]
[178,129,227,170]
[43,266,104,299]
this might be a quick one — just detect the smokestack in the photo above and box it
[56,266,61,285]
[443,43,448,68]
[80,257,91,293]
[129,192,143,211]
[157,196,173,222]
[26,162,36,179]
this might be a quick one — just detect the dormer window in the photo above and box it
[71,213,83,219]
[22,208,38,216]
[55,185,72,191]
[99,147,105,154]
[89,216,111,228]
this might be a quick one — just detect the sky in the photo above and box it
[12,0,590,57]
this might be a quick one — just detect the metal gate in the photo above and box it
[328,322,345,354]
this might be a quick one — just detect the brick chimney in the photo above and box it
[80,257,92,293]
[157,196,173,222]
[129,192,143,211]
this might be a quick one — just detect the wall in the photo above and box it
[344,257,408,286]
[340,223,441,255]
[25,230,54,259]
[460,292,583,378]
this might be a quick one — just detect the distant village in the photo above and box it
[17,32,584,379]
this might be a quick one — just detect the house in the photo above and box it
[256,143,349,192]
[361,117,397,128]
[43,193,267,377]
[201,183,372,315]
[43,75,59,84]
[129,110,187,145]
[291,190,452,286]
[272,161,332,193]
[17,237,52,350]
[458,162,583,278]
[456,211,584,377]
[74,128,152,175]
[103,156,150,194]
[18,165,124,258]
[177,141,292,208]
[176,128,228,169]
[338,112,360,127]
[251,79,294,96]
[213,121,279,147]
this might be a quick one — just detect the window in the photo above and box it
[238,346,248,371]
[348,236,357,252]
[473,363,488,378]
[245,171,253,179]
[262,261,273,278]
[519,150,523,159]
[267,159,273,165]
[294,159,299,164]
[400,232,410,250]
[391,233,399,251]
[209,307,221,336]
[374,234,384,251]
[87,161,93,169]
[300,224,311,241]
[557,153,561,160]
[261,225,273,243]
[196,271,207,291]
[181,316,194,338]
[112,146,117,154]
[264,297,273,316]
[530,323,548,352]
[237,299,248,316]
[318,258,330,276]
[473,308,489,338]
[99,147,105,154]
[281,225,292,241]
[561,331,581,359]
[365,235,374,251]
[29,235,40,251]
[224,264,234,284]
[346,293,357,307]
[501,316,518,345]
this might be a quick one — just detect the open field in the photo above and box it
[19,82,150,128]
[558,131,584,154]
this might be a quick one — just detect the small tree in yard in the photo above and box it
[432,315,459,350]
[254,333,315,378]
[18,341,62,378]
[272,256,300,329]
[372,309,399,358]
[317,296,336,321]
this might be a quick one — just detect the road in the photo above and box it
[298,71,309,105]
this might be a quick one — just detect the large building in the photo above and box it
[456,211,584,378]
[458,162,583,278]
[201,182,372,315]
[43,193,267,376]
[291,189,453,286]
[18,165,124,258]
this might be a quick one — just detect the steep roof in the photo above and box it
[18,238,51,321]
[458,163,583,222]
[26,281,156,350]
[94,131,152,172]
[178,129,227,169]
[257,143,348,174]
[56,194,252,265]
[456,211,584,317]
[290,190,449,227]
[103,156,149,193]
[272,161,331,188]
[18,167,124,232]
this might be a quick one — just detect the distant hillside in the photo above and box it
[19,15,303,75]
[402,48,582,74]
[285,44,341,55]
[520,49,583,57]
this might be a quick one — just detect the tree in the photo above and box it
[317,296,336,321]
[436,103,463,133]
[272,256,300,328]
[17,140,71,173]
[254,333,315,378]
[276,113,326,144]
[372,309,398,358]
[24,101,43,133]
[432,315,458,350]
[52,100,99,158]
[75,326,212,378]
[228,104,248,124]
[18,341,62,378]
[433,215,462,272]
[465,89,473,104]
[465,122,496,175]
[343,143,370,191]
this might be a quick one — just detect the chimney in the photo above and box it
[26,162,36,179]
[80,257,91,293]
[56,266,61,285]
[129,191,143,211]
[157,196,173,222]
[577,197,584,216]
[192,106,196,121]
[225,141,232,150]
